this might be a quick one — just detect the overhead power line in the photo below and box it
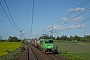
[21,0,35,37]
[58,3,90,27]
[65,0,86,17]
[3,0,20,31]
[61,6,90,25]
[31,0,35,33]
[48,0,90,35]
[22,31,31,35]
[60,17,90,32]
[79,17,90,24]
[0,3,19,31]
[58,0,89,24]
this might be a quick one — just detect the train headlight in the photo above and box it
[48,46,51,48]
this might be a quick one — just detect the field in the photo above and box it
[0,42,22,57]
[54,41,90,60]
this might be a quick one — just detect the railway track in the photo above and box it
[18,44,37,60]
[47,54,66,60]
[28,45,38,60]
[30,44,52,60]
[18,43,66,60]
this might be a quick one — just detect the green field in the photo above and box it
[55,41,90,60]
[0,42,22,57]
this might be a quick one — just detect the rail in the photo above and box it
[30,46,38,60]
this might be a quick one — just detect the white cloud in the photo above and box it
[84,33,90,36]
[75,24,85,29]
[68,7,86,12]
[48,24,65,31]
[47,24,85,32]
[61,17,68,23]
[66,24,85,29]
[32,33,39,38]
[72,16,83,22]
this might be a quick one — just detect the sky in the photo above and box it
[0,0,90,39]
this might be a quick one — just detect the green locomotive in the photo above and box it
[39,39,57,53]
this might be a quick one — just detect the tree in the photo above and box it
[56,36,59,40]
[70,36,75,41]
[64,35,69,40]
[80,37,84,42]
[53,36,55,40]
[74,35,80,41]
[70,36,73,41]
[13,36,18,42]
[8,36,13,42]
[39,34,50,39]
[8,36,18,42]
[59,35,69,41]
[0,36,2,42]
[49,35,53,39]
[84,35,90,42]
[49,35,55,40]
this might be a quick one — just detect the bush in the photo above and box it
[73,56,84,60]
[59,51,84,60]
[5,50,11,53]
[0,42,21,57]
[21,46,25,50]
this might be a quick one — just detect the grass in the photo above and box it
[55,41,90,60]
[69,53,90,60]
[0,47,22,60]
[0,42,22,57]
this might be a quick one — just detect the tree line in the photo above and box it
[39,34,90,42]
[0,36,21,42]
[8,36,19,42]
[0,34,90,42]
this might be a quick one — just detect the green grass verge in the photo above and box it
[0,42,22,56]
[55,41,90,60]
[0,47,22,60]
[69,52,90,60]
[0,42,22,59]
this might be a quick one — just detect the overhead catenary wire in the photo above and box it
[0,3,19,32]
[22,31,31,35]
[31,0,35,33]
[57,0,89,24]
[3,0,20,31]
[54,0,90,31]
[42,0,90,37]
[79,17,90,24]
[61,6,90,25]
[20,0,35,37]
[59,16,90,32]
[65,0,86,17]
[48,9,90,34]
[47,0,90,34]
[48,6,90,34]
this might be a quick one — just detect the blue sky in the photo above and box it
[0,0,90,39]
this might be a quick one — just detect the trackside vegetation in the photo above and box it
[0,42,21,57]
[39,34,90,60]
[55,41,90,60]
[0,36,28,60]
[0,42,22,60]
